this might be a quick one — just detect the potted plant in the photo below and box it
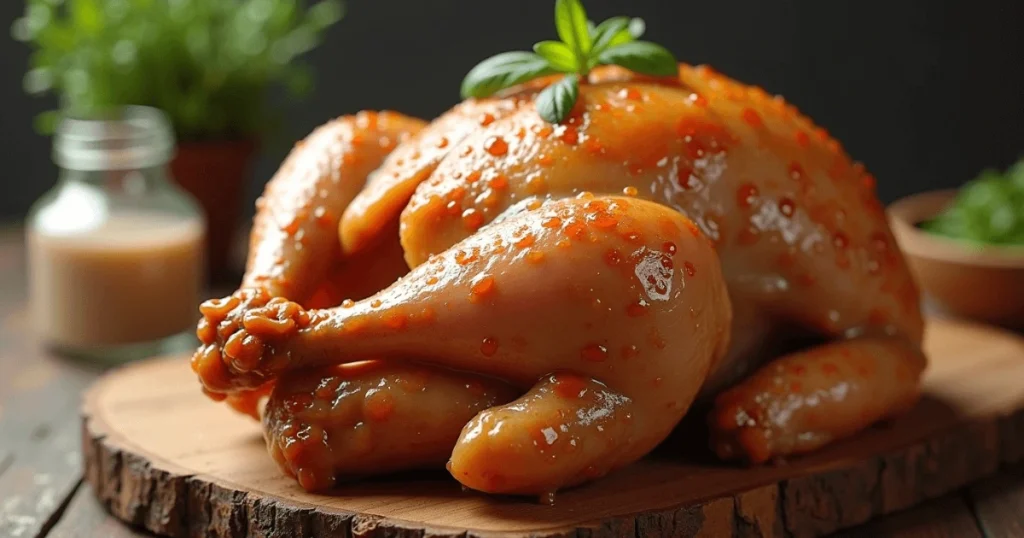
[12,0,344,279]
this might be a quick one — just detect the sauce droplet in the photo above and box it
[741,108,763,128]
[737,183,759,209]
[455,249,479,265]
[515,234,536,249]
[677,165,697,190]
[485,136,508,156]
[592,214,618,230]
[543,216,563,229]
[833,231,849,249]
[626,302,648,317]
[470,275,496,300]
[581,344,608,362]
[565,221,587,240]
[687,93,708,107]
[313,206,332,228]
[462,208,485,231]
[554,374,588,398]
[619,87,643,101]
[779,198,796,217]
[364,391,395,422]
[480,337,499,357]
[789,161,805,181]
[560,126,579,145]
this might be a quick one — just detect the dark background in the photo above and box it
[2,0,1023,221]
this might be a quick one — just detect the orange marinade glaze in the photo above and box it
[192,62,924,499]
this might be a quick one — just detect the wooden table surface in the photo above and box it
[0,226,1021,538]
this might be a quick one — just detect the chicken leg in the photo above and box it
[264,360,516,491]
[201,111,530,485]
[195,195,732,494]
[205,111,423,417]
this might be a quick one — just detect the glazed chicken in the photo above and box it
[192,64,926,499]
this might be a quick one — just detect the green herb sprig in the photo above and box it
[460,0,677,123]
[923,158,1024,246]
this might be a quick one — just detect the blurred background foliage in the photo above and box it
[1,1,1022,221]
[11,0,344,141]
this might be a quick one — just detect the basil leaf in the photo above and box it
[628,18,646,39]
[602,17,646,51]
[586,19,596,36]
[598,41,678,76]
[533,40,577,72]
[461,51,556,99]
[535,74,579,124]
[554,0,591,57]
[590,17,629,55]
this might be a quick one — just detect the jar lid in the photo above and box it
[53,106,176,171]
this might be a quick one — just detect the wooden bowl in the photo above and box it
[889,190,1024,330]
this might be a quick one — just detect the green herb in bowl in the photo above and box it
[922,158,1024,246]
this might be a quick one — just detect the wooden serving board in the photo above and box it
[82,318,1024,538]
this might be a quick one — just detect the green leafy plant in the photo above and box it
[12,0,344,141]
[923,157,1024,246]
[460,0,677,123]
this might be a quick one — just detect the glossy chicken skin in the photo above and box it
[204,111,423,417]
[243,110,424,300]
[193,63,926,497]
[264,361,517,491]
[196,196,732,495]
[201,110,516,463]
[347,64,926,461]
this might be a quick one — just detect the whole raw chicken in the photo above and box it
[192,64,925,500]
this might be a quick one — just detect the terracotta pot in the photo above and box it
[888,190,1024,330]
[170,140,255,281]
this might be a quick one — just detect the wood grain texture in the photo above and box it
[81,318,1024,538]
[0,414,82,538]
[968,465,1024,538]
[0,227,114,538]
[47,486,150,538]
[835,495,983,538]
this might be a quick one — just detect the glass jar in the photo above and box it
[27,106,207,363]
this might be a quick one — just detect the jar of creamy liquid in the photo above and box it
[27,106,206,363]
